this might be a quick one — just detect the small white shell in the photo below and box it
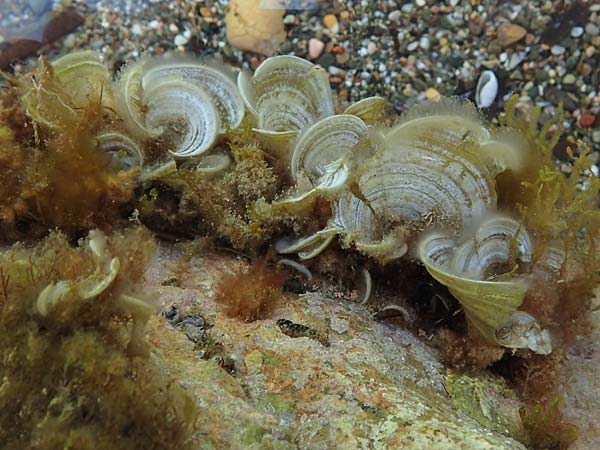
[475,70,498,109]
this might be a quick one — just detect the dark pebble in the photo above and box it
[316,52,336,68]
[544,85,577,110]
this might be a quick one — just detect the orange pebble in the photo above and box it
[579,113,596,127]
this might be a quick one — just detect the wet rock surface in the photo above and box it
[144,243,528,449]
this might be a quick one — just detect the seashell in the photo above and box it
[96,131,144,171]
[475,70,499,109]
[495,311,552,354]
[418,230,529,344]
[237,55,334,141]
[343,96,386,125]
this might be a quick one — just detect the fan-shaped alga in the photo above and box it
[1,52,598,449]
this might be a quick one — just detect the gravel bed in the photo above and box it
[1,0,599,154]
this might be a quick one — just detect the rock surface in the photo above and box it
[144,244,527,449]
[560,288,600,449]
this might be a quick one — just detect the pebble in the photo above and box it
[407,41,419,52]
[586,23,599,36]
[283,14,296,25]
[579,113,596,127]
[416,0,426,7]
[592,130,600,143]
[496,22,527,47]
[174,34,188,46]
[336,52,350,65]
[563,74,576,85]
[551,45,566,56]
[571,26,584,38]
[131,24,143,36]
[585,46,596,58]
[419,36,430,50]
[308,38,325,59]
[388,10,402,22]
[367,41,377,55]
[323,14,339,32]
[62,33,76,48]
[425,87,441,101]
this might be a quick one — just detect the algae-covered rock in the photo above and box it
[560,287,600,449]
[145,244,527,449]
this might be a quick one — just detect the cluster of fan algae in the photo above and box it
[0,51,598,448]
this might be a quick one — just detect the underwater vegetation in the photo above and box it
[213,257,286,322]
[0,228,198,450]
[0,50,598,448]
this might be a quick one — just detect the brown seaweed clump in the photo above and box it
[0,227,198,450]
[213,257,286,322]
[0,58,138,241]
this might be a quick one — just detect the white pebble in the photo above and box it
[551,45,565,56]
[131,23,143,35]
[174,34,188,46]
[388,10,401,22]
[407,41,419,52]
[571,26,584,38]
[419,36,430,50]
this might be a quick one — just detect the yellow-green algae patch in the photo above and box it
[446,370,523,438]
